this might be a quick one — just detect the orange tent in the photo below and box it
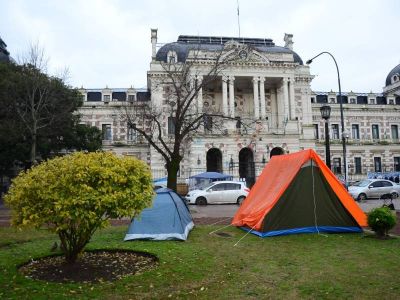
[232,149,367,237]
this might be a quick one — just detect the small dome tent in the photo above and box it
[232,149,367,237]
[125,188,194,241]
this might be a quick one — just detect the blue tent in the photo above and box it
[368,171,400,183]
[189,172,233,180]
[189,172,233,190]
[124,188,194,241]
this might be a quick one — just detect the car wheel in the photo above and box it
[195,197,207,206]
[237,196,245,205]
[357,193,367,201]
[391,192,399,199]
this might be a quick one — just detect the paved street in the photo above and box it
[188,199,400,220]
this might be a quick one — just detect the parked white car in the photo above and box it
[348,179,400,201]
[185,181,250,205]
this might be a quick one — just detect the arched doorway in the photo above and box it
[239,148,255,188]
[270,147,284,158]
[206,148,223,173]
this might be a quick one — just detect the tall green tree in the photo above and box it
[0,45,99,171]
[63,123,103,153]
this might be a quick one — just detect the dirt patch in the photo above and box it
[19,249,158,283]
[215,232,234,237]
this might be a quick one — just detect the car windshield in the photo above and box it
[352,179,371,187]
[198,182,214,190]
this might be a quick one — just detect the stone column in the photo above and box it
[229,76,235,118]
[222,75,228,116]
[197,75,203,113]
[270,88,277,128]
[282,78,289,123]
[253,77,260,119]
[276,86,284,128]
[260,77,266,120]
[289,77,296,120]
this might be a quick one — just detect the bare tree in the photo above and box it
[120,45,253,191]
[10,43,82,165]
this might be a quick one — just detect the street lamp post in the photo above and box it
[307,52,347,185]
[320,105,331,169]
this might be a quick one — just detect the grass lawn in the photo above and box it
[0,225,399,299]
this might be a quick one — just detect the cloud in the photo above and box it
[1,0,399,92]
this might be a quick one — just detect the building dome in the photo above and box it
[385,63,400,86]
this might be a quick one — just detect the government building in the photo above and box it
[78,29,400,184]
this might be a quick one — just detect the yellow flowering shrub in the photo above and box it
[5,151,154,263]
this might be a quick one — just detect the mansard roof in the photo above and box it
[156,35,303,65]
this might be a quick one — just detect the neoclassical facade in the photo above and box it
[78,30,400,183]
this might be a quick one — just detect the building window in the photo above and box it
[311,97,315,103]
[332,124,339,139]
[372,124,379,140]
[351,124,360,140]
[168,117,176,135]
[313,124,319,139]
[127,126,137,142]
[354,157,362,174]
[333,158,341,174]
[374,157,382,172]
[167,50,177,64]
[102,124,112,141]
[391,125,399,140]
[394,157,400,172]
[128,95,136,102]
[103,95,111,102]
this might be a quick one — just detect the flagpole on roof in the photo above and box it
[237,0,241,38]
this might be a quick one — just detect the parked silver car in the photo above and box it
[185,181,250,205]
[348,179,400,201]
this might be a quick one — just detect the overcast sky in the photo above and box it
[1,0,399,93]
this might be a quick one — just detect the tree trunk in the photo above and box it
[167,159,181,192]
[30,132,37,165]
[58,231,90,264]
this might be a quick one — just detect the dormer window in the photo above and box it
[389,99,395,105]
[350,98,356,104]
[329,97,335,103]
[128,94,136,102]
[369,98,375,105]
[103,95,111,102]
[311,97,315,103]
[167,50,177,64]
[392,75,398,83]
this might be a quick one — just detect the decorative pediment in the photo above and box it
[248,50,270,63]
[221,44,270,64]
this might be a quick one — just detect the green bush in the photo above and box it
[5,151,154,263]
[367,207,397,237]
